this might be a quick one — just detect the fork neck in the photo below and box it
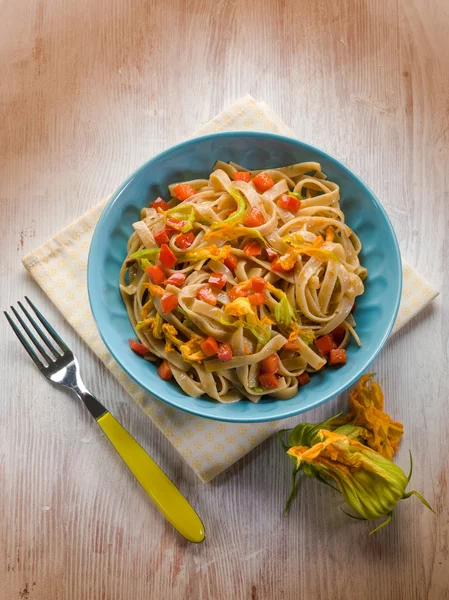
[70,370,107,420]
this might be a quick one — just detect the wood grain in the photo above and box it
[1,0,448,598]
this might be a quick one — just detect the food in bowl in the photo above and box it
[120,160,366,403]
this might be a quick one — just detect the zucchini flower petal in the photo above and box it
[331,374,404,459]
[184,244,233,263]
[224,297,254,318]
[281,234,341,262]
[266,283,296,327]
[209,185,247,231]
[286,324,315,347]
[128,248,160,263]
[165,204,196,233]
[162,323,182,346]
[205,226,265,243]
[141,299,154,319]
[180,337,205,363]
[143,283,164,297]
[221,298,271,344]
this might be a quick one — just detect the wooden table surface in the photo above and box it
[1,0,448,598]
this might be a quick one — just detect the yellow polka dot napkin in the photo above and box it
[22,95,438,482]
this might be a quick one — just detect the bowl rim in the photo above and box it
[87,130,402,422]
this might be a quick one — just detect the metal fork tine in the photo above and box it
[25,296,69,353]
[4,311,45,372]
[18,300,61,358]
[10,306,53,363]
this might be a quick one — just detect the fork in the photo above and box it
[4,297,205,543]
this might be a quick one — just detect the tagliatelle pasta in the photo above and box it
[120,160,366,403]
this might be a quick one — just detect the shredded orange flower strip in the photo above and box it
[285,324,315,348]
[180,337,206,363]
[141,299,154,319]
[184,244,233,262]
[277,248,299,270]
[143,283,164,297]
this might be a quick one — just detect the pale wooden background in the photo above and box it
[1,0,448,598]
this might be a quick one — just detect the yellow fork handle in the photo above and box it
[96,411,205,543]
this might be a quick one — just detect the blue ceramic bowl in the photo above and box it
[88,132,401,423]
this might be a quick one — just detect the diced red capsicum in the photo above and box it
[196,287,217,306]
[277,194,301,213]
[229,277,266,301]
[244,207,266,228]
[160,292,178,314]
[252,172,275,192]
[152,197,170,211]
[146,265,166,284]
[243,241,262,257]
[164,272,186,287]
[234,171,251,182]
[154,228,171,245]
[328,349,347,366]
[229,283,249,300]
[201,336,219,357]
[248,292,266,306]
[297,372,311,386]
[129,339,150,356]
[208,273,227,289]
[330,324,346,346]
[315,335,336,355]
[175,232,195,249]
[224,253,238,271]
[217,343,233,362]
[271,258,283,272]
[159,244,177,269]
[261,354,279,374]
[251,277,266,292]
[157,360,173,380]
[173,183,197,201]
[258,372,279,389]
